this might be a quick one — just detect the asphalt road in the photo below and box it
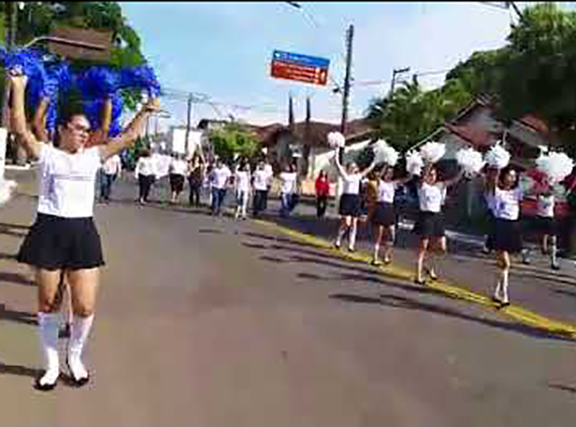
[0,171,575,426]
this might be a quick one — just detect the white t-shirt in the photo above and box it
[135,157,157,177]
[253,170,270,191]
[485,191,496,214]
[101,154,121,175]
[210,166,232,189]
[418,182,446,213]
[377,181,397,204]
[537,194,555,218]
[170,158,188,176]
[342,173,362,195]
[280,172,298,194]
[264,164,273,183]
[37,144,103,218]
[235,171,251,193]
[494,186,523,220]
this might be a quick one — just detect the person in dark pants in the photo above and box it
[187,155,204,207]
[208,159,231,216]
[99,154,122,203]
[252,161,270,217]
[135,149,157,204]
[315,170,330,218]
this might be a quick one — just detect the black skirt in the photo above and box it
[170,174,185,193]
[534,216,557,236]
[371,202,395,226]
[493,218,523,253]
[17,213,105,270]
[413,211,445,237]
[339,194,361,217]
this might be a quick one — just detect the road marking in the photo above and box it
[253,219,576,341]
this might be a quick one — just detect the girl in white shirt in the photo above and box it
[235,162,251,220]
[279,164,299,218]
[333,154,377,252]
[370,165,412,266]
[252,162,271,217]
[414,165,463,285]
[484,166,523,307]
[135,149,157,204]
[533,179,559,270]
[168,154,188,204]
[9,73,159,391]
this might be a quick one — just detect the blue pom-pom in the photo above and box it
[119,65,161,97]
[46,102,58,135]
[78,67,120,99]
[83,94,124,137]
[1,48,45,78]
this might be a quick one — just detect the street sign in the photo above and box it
[270,50,329,86]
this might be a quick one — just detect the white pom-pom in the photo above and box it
[373,139,399,166]
[455,147,485,176]
[0,180,17,206]
[485,144,511,169]
[327,132,345,149]
[536,151,574,184]
[406,151,424,176]
[419,141,445,164]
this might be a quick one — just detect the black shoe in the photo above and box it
[551,263,561,271]
[334,242,341,250]
[34,373,59,391]
[425,268,438,281]
[491,296,503,304]
[66,357,90,388]
[371,259,382,267]
[498,301,511,309]
[414,278,426,285]
[348,247,356,253]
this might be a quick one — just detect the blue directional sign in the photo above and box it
[272,50,330,69]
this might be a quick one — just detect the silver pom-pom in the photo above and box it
[485,144,510,169]
[327,131,346,149]
[406,151,424,176]
[419,141,446,164]
[373,139,399,166]
[536,151,574,184]
[455,147,485,176]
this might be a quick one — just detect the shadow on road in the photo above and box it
[0,304,37,326]
[0,272,33,286]
[0,252,17,261]
[331,292,574,343]
[0,362,41,380]
[0,221,30,231]
[548,383,576,394]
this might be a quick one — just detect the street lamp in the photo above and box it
[389,67,411,97]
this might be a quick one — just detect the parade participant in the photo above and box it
[252,161,270,217]
[370,165,411,266]
[413,164,464,284]
[263,160,274,210]
[209,159,232,216]
[279,164,298,218]
[99,153,122,203]
[187,155,205,207]
[364,171,379,223]
[234,161,251,220]
[482,167,499,255]
[9,73,160,391]
[315,170,330,218]
[333,155,377,252]
[135,149,157,204]
[532,179,560,270]
[168,153,188,204]
[483,166,524,307]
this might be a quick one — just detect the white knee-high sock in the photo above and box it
[336,225,348,245]
[349,222,358,250]
[373,243,380,259]
[551,242,558,266]
[500,269,510,302]
[38,312,60,384]
[68,314,94,379]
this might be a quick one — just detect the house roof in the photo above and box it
[518,114,549,134]
[445,123,495,150]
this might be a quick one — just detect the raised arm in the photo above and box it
[359,161,377,179]
[32,97,50,143]
[444,168,465,188]
[333,151,347,178]
[8,74,43,159]
[99,98,160,161]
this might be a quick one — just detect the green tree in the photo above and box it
[210,123,259,164]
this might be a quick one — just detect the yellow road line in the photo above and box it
[253,219,576,341]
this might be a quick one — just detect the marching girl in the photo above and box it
[168,153,188,204]
[533,178,560,270]
[9,72,160,391]
[484,166,523,307]
[414,164,464,284]
[370,165,411,266]
[333,155,376,252]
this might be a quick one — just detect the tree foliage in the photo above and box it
[210,123,259,164]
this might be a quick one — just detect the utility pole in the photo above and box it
[185,93,193,156]
[389,67,410,98]
[339,24,354,163]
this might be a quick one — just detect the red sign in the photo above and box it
[271,60,328,86]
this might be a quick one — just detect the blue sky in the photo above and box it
[120,1,524,130]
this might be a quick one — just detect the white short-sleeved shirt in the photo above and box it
[170,159,188,176]
[537,194,555,218]
[418,182,446,213]
[494,186,523,220]
[236,171,251,193]
[211,166,232,189]
[484,191,496,214]
[280,172,298,194]
[377,181,397,204]
[342,173,362,195]
[253,170,270,191]
[135,157,157,177]
[37,144,103,218]
[101,154,121,175]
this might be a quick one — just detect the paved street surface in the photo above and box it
[1,171,575,426]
